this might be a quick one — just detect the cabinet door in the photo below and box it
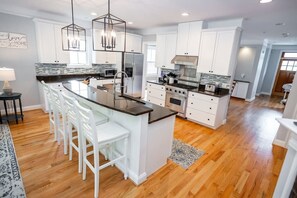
[156,34,166,68]
[212,30,235,76]
[126,34,142,53]
[54,25,70,64]
[197,31,217,73]
[93,51,106,64]
[106,52,117,64]
[35,22,56,63]
[176,23,189,55]
[164,33,177,69]
[187,21,203,56]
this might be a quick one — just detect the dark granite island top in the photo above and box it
[62,81,177,123]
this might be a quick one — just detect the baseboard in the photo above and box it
[245,97,255,102]
[0,104,42,114]
[128,171,147,186]
[273,139,287,148]
[260,92,271,96]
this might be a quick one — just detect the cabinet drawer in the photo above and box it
[186,108,216,126]
[147,87,166,100]
[147,83,165,91]
[187,98,218,114]
[147,96,165,107]
[188,92,219,103]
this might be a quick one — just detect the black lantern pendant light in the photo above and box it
[92,0,126,51]
[62,0,86,51]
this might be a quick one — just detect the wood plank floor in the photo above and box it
[9,95,287,197]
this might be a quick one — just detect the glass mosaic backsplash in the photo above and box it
[35,63,116,76]
[200,73,231,88]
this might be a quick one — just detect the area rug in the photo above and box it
[0,124,26,197]
[169,139,205,169]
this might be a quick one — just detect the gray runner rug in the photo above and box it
[0,124,26,197]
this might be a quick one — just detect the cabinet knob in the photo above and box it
[162,65,165,67]
[192,94,194,96]
[161,94,163,96]
[131,50,134,52]
[209,107,212,109]
[208,118,210,121]
[190,113,192,115]
[191,102,193,104]
[149,91,151,93]
[211,99,213,101]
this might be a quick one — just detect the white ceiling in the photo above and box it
[1,0,297,45]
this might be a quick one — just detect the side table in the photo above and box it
[0,92,24,124]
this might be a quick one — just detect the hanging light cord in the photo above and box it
[71,0,74,25]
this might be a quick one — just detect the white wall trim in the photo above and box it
[0,104,42,114]
[245,97,255,102]
[273,139,287,148]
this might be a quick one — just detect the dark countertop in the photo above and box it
[234,80,250,83]
[147,80,166,86]
[191,85,230,98]
[63,81,177,123]
[36,73,119,83]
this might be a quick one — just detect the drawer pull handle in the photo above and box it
[161,94,163,96]
[190,113,192,115]
[192,94,194,96]
[191,102,193,104]
[209,107,212,109]
[149,91,151,93]
[211,99,213,101]
[208,118,210,121]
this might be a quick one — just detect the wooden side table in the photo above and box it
[0,92,24,124]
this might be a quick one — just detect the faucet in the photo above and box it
[113,71,129,95]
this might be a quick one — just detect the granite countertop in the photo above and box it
[36,74,120,83]
[63,81,177,122]
[147,79,166,85]
[191,87,230,98]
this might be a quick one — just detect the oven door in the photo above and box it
[165,92,186,114]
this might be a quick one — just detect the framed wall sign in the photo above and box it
[0,32,28,49]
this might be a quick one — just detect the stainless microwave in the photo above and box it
[103,69,117,77]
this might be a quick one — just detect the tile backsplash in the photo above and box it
[35,63,116,75]
[200,73,231,88]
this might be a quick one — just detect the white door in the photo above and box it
[176,23,189,55]
[187,21,203,56]
[54,25,70,64]
[197,31,217,74]
[212,30,235,76]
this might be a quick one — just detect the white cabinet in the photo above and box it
[176,21,204,56]
[146,82,166,107]
[186,91,229,129]
[92,51,117,64]
[231,81,249,99]
[197,28,241,76]
[156,33,177,69]
[35,21,70,64]
[116,33,142,53]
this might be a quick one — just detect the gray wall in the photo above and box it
[260,45,297,94]
[0,13,39,107]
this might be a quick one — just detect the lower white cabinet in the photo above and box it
[186,91,229,129]
[89,78,121,88]
[231,81,249,99]
[38,81,65,112]
[146,82,166,107]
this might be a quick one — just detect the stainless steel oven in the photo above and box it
[165,85,190,117]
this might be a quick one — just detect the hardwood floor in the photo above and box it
[9,95,286,197]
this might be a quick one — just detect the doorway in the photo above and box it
[272,52,297,96]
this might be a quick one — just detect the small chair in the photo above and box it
[50,86,68,154]
[41,81,56,140]
[75,101,129,198]
[61,92,108,173]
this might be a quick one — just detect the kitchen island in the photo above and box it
[62,80,177,185]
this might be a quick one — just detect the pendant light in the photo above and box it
[92,0,126,52]
[62,0,86,51]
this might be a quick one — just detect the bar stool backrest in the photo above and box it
[74,101,98,146]
[61,93,78,127]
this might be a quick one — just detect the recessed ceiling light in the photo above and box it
[91,12,97,16]
[275,22,286,26]
[128,22,133,25]
[260,0,272,3]
[181,12,189,17]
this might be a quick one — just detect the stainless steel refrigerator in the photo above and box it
[124,52,144,98]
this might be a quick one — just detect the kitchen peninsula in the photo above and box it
[63,80,177,185]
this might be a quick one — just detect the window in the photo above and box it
[280,52,297,71]
[69,39,88,66]
[146,45,157,75]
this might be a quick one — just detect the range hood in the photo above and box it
[171,55,198,66]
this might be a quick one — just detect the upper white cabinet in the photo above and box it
[35,21,70,64]
[176,21,204,56]
[197,27,242,76]
[92,51,117,64]
[156,33,177,69]
[116,32,142,53]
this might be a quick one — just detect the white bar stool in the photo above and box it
[75,101,129,198]
[61,92,108,174]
